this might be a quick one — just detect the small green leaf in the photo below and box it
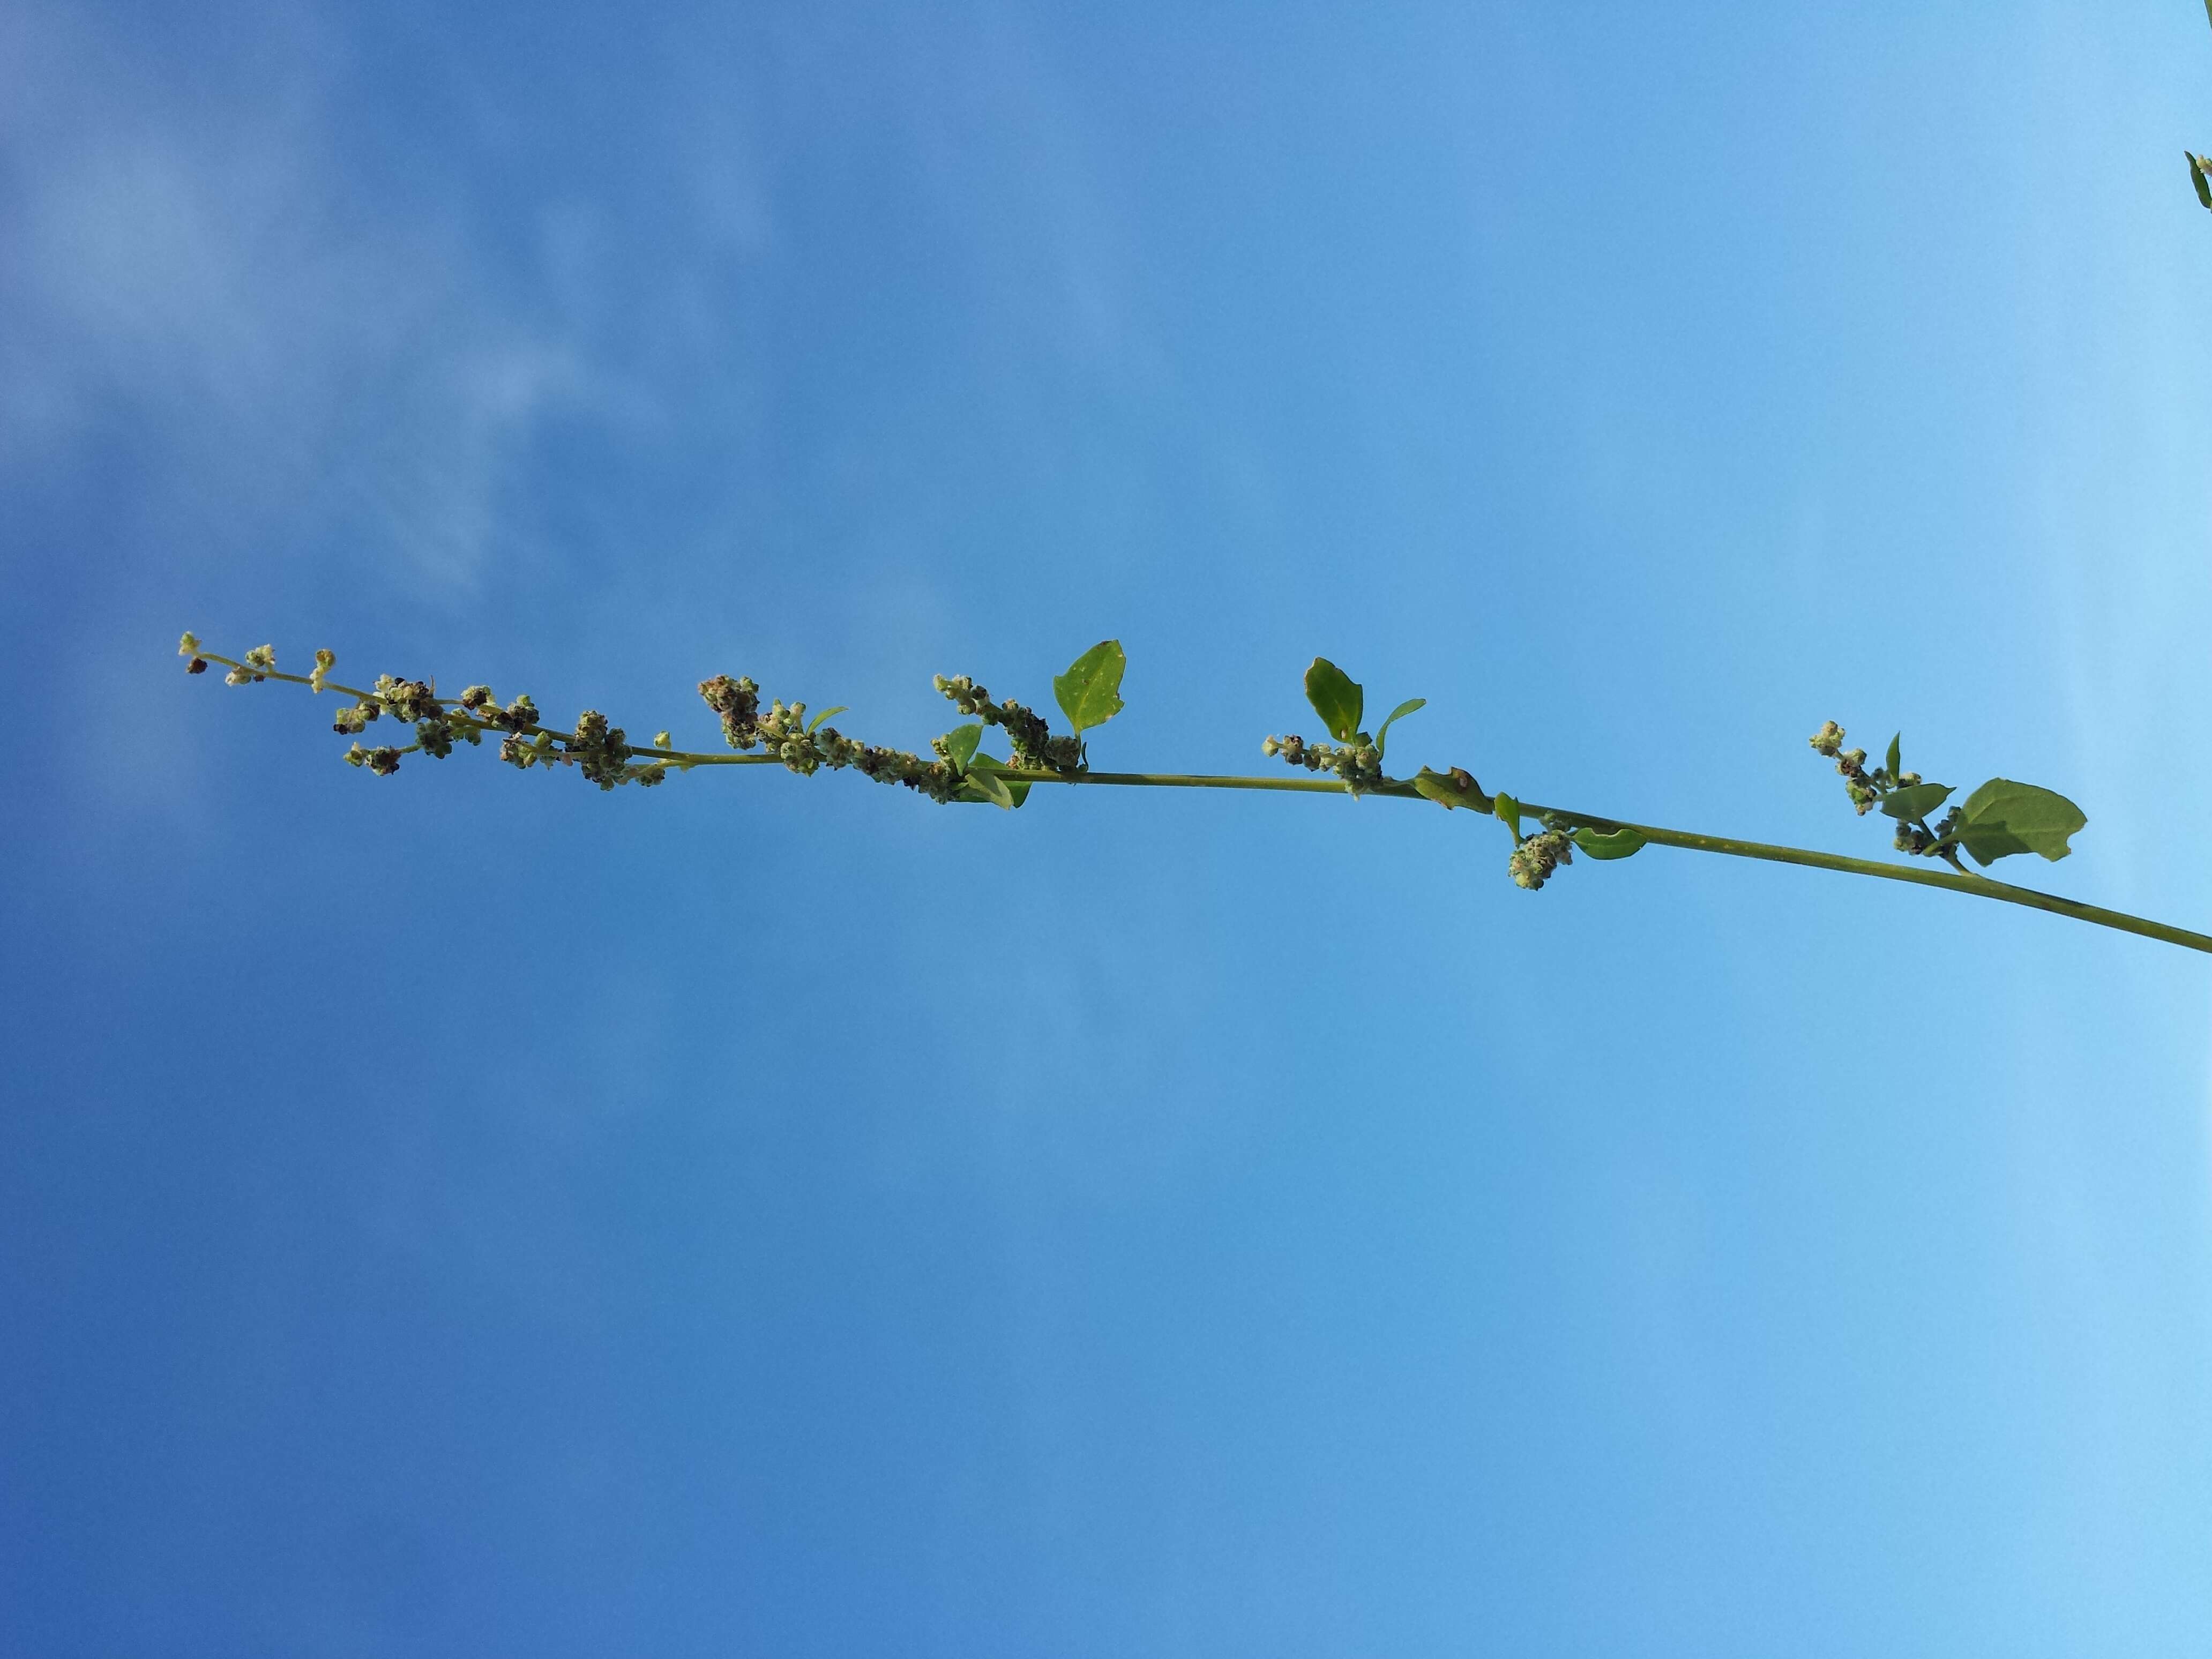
[2192,152,2212,210]
[941,722,983,773]
[1571,826,1646,861]
[806,705,848,734]
[1952,778,2087,865]
[1413,765,1488,811]
[1053,641,1126,734]
[968,752,1029,808]
[1303,658,1364,743]
[1494,791,1523,841]
[1374,697,1426,760]
[1885,732,1901,780]
[1879,781,1953,822]
[960,765,1017,810]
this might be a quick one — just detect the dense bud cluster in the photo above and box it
[375,675,442,723]
[1507,828,1574,891]
[568,711,632,789]
[933,675,1084,773]
[1261,733,1385,794]
[699,675,763,748]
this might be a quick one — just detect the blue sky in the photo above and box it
[7,1,2212,1651]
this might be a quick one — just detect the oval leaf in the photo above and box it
[2193,151,2212,210]
[1879,781,1953,822]
[1954,778,2087,865]
[1053,641,1126,735]
[1374,697,1426,760]
[941,722,983,773]
[1571,825,1646,861]
[1885,732,1902,780]
[1303,658,1364,744]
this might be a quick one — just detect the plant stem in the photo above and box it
[991,769,2212,956]
[203,652,2212,955]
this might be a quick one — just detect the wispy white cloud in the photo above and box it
[0,6,591,588]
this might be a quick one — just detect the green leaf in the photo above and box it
[806,705,848,734]
[1571,826,1646,861]
[968,752,1029,808]
[1952,778,2087,865]
[1885,732,1901,780]
[1879,781,1953,822]
[2192,152,2212,210]
[1493,791,1523,841]
[1303,658,1364,743]
[1412,765,1488,811]
[941,722,983,773]
[1374,697,1426,760]
[960,764,1017,810]
[1053,641,1126,734]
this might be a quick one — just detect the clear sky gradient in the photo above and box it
[7,1,2212,1653]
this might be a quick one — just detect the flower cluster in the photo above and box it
[1807,720,1923,815]
[933,675,1084,773]
[1260,733,1386,794]
[1809,720,1969,866]
[697,671,962,798]
[1507,828,1575,891]
[187,632,1084,810]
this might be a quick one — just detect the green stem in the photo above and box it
[198,652,2212,955]
[992,769,2212,956]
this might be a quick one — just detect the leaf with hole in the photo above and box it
[1879,782,1953,822]
[1303,658,1364,744]
[1952,778,2087,865]
[1413,766,1487,811]
[1374,698,1426,760]
[1571,826,1646,861]
[1053,641,1126,735]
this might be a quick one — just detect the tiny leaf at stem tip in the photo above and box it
[1886,733,1901,779]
